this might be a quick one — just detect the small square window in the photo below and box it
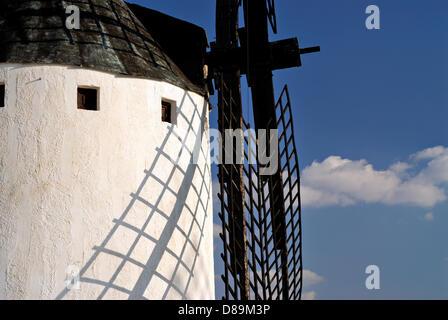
[0,84,5,108]
[161,100,173,124]
[77,87,99,111]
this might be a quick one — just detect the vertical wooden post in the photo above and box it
[216,0,251,300]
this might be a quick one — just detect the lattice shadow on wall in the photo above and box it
[56,90,212,300]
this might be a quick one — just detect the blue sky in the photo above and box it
[128,0,448,299]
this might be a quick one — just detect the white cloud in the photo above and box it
[412,148,448,186]
[389,162,412,176]
[301,147,448,208]
[424,212,435,222]
[301,270,323,301]
[412,146,446,161]
[213,223,222,252]
[303,270,324,287]
[213,223,222,239]
[302,291,317,300]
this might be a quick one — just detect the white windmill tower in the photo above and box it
[0,0,214,300]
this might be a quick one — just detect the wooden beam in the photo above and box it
[208,37,321,74]
[215,0,251,301]
[243,0,290,301]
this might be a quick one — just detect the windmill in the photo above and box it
[0,0,317,301]
[207,0,320,300]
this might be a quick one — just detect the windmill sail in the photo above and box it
[218,83,303,300]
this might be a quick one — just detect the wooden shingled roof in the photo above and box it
[0,0,206,95]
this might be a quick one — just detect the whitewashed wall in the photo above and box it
[0,64,215,300]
